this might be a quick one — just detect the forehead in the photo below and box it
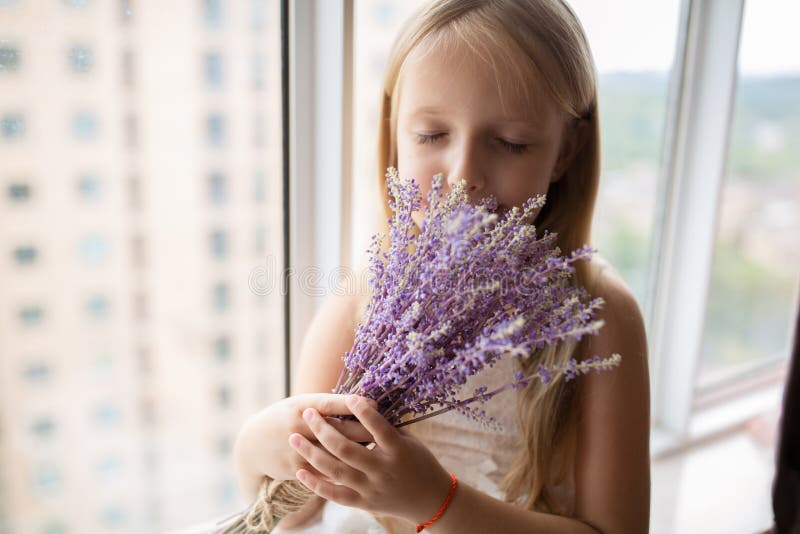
[397,33,559,127]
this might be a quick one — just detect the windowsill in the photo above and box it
[651,380,785,460]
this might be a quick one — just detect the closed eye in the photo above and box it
[415,133,529,155]
[497,138,529,154]
[415,133,446,145]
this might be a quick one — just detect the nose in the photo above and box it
[446,139,486,196]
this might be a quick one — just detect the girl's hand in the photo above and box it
[288,396,454,525]
[233,393,376,501]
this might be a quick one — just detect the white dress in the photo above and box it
[274,357,575,533]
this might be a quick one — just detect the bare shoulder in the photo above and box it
[587,255,647,334]
[572,255,651,533]
[580,254,649,410]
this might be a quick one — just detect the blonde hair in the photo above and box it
[373,0,601,516]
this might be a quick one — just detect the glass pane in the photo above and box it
[697,0,800,385]
[0,1,285,532]
[569,0,682,307]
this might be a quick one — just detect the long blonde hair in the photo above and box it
[374,0,601,516]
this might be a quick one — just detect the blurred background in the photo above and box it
[0,0,798,533]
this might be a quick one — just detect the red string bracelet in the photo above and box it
[415,473,458,532]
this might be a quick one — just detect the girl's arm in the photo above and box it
[291,288,365,395]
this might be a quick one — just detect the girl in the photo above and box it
[233,0,651,532]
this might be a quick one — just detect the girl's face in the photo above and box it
[396,38,573,224]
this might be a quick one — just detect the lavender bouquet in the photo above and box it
[217,167,620,533]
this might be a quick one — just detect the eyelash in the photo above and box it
[415,133,529,154]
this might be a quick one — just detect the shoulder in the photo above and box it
[571,256,651,532]
[579,254,649,414]
[586,256,647,343]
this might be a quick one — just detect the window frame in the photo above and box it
[287,0,354,394]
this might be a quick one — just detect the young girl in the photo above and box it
[233,0,651,532]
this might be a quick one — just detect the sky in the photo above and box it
[569,0,800,76]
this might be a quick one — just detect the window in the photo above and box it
[205,52,223,88]
[93,403,121,427]
[252,52,265,91]
[204,0,223,29]
[19,305,44,326]
[72,112,98,140]
[216,384,232,409]
[80,235,109,264]
[78,174,101,199]
[99,506,126,527]
[31,417,56,439]
[567,0,682,306]
[1,113,25,139]
[250,0,266,32]
[33,465,62,495]
[120,0,132,22]
[95,456,123,477]
[254,224,266,256]
[214,335,230,362]
[213,282,229,312]
[216,435,232,457]
[86,294,111,319]
[0,45,20,72]
[209,171,226,204]
[134,292,148,321]
[8,182,31,201]
[24,362,51,383]
[68,45,93,73]
[253,170,265,203]
[697,0,800,387]
[122,49,134,87]
[125,114,138,148]
[253,113,265,147]
[216,476,237,504]
[130,234,145,267]
[14,245,37,265]
[128,175,142,209]
[210,229,228,259]
[40,521,67,534]
[207,113,224,147]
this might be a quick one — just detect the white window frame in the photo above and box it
[648,0,758,455]
[288,0,354,385]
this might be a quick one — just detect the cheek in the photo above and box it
[396,147,439,206]
[488,167,550,209]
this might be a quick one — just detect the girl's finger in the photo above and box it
[346,396,397,451]
[296,469,361,507]
[325,417,375,443]
[305,409,377,474]
[297,393,378,417]
[289,451,335,483]
[289,433,365,489]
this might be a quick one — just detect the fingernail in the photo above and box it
[289,434,301,447]
[303,408,315,421]
[366,398,378,409]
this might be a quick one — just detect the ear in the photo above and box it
[551,119,590,184]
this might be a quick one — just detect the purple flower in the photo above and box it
[333,167,621,427]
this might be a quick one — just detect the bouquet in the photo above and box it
[217,167,621,533]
